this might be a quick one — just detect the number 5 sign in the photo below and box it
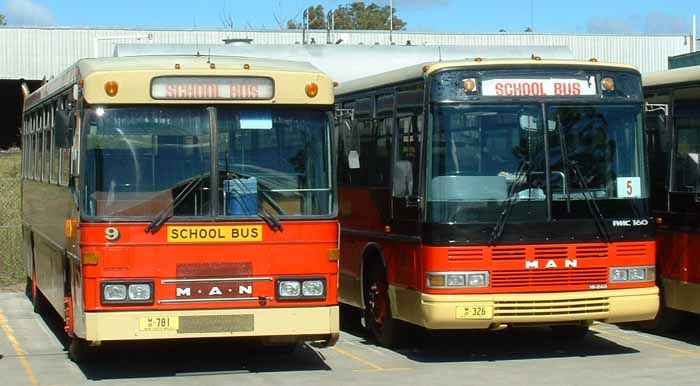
[616,177,642,198]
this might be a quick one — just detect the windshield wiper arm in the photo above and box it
[489,161,530,245]
[225,171,283,232]
[145,175,204,234]
[557,114,572,213]
[568,161,611,243]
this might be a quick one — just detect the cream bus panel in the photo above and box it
[82,70,334,106]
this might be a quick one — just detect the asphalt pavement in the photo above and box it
[0,292,698,386]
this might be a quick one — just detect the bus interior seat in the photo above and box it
[430,175,508,201]
[393,160,414,197]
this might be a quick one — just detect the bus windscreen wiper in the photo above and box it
[225,170,284,232]
[145,175,204,234]
[489,161,530,245]
[568,160,611,243]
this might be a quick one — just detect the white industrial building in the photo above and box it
[0,25,697,147]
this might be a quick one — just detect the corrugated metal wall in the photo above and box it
[0,26,692,80]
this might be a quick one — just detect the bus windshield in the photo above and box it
[548,104,648,219]
[84,106,332,219]
[428,104,548,224]
[427,103,648,224]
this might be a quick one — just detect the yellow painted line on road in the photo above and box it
[353,367,412,373]
[331,346,411,372]
[591,326,700,357]
[0,308,40,386]
[332,346,384,370]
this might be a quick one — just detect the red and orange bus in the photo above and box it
[335,58,659,346]
[644,66,700,325]
[21,55,339,361]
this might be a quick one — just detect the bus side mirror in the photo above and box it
[55,109,75,148]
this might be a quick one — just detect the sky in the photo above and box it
[1,0,699,34]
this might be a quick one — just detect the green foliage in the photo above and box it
[0,152,22,287]
[287,5,326,29]
[0,14,6,26]
[288,2,406,31]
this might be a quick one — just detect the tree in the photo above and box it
[287,2,406,31]
[287,5,325,29]
[334,2,406,30]
[0,14,6,26]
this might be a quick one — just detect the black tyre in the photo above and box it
[363,263,403,348]
[551,324,590,341]
[641,306,686,333]
[68,338,96,363]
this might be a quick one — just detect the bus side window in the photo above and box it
[370,117,393,187]
[393,115,422,198]
[354,120,372,186]
[47,109,53,182]
[34,113,41,180]
[672,116,700,193]
[51,105,61,184]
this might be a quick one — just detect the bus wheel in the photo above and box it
[551,324,590,341]
[364,267,402,348]
[68,338,96,363]
[641,306,686,333]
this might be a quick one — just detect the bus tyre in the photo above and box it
[551,324,590,341]
[68,338,95,363]
[641,306,685,333]
[364,266,403,348]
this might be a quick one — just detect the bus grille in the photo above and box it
[447,247,485,261]
[482,243,651,262]
[494,297,610,317]
[491,268,609,288]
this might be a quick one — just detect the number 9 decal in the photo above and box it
[105,227,120,241]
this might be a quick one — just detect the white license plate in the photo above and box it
[139,316,179,331]
[455,305,493,320]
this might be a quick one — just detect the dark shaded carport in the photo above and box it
[0,79,43,149]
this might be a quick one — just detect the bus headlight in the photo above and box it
[278,281,301,297]
[427,272,489,288]
[103,284,127,301]
[101,281,154,304]
[302,280,325,297]
[128,284,152,301]
[277,278,327,299]
[610,266,655,283]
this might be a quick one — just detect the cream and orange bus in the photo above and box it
[644,66,700,327]
[334,58,659,346]
[21,55,339,361]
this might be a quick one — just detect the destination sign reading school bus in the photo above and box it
[481,77,597,97]
[151,76,274,100]
[167,225,263,243]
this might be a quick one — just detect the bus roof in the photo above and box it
[115,44,576,83]
[335,59,639,95]
[643,66,700,88]
[76,55,324,75]
[25,55,331,110]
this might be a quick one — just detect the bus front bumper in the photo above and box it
[391,287,659,330]
[82,306,339,344]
